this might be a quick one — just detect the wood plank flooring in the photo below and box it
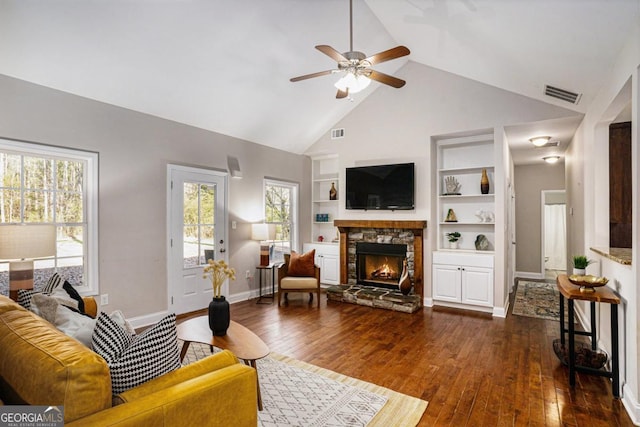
[186,289,634,426]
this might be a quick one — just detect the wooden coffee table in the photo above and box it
[177,317,270,410]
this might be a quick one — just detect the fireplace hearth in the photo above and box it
[356,242,407,290]
[335,220,427,307]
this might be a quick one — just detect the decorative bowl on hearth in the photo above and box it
[568,274,608,293]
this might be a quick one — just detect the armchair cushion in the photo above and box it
[287,250,315,277]
[280,276,319,290]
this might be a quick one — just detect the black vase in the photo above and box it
[208,296,230,336]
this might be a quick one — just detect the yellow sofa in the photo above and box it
[0,295,258,426]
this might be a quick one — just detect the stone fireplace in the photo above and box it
[334,220,427,305]
[356,242,407,289]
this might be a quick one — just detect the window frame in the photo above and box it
[0,138,99,295]
[263,178,299,259]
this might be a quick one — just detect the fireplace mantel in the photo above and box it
[335,220,427,232]
[334,219,427,304]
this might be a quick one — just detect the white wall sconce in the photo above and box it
[530,136,551,147]
[543,155,561,164]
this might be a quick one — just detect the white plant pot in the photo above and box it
[573,268,586,275]
[449,241,458,249]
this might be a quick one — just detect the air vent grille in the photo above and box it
[331,128,345,139]
[544,85,582,105]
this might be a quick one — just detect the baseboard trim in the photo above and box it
[423,297,434,307]
[515,271,544,280]
[622,384,640,425]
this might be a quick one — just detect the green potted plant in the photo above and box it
[572,255,593,275]
[446,232,461,249]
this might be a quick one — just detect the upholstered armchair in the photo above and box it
[277,250,321,308]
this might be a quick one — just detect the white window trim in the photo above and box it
[264,178,299,252]
[0,138,99,295]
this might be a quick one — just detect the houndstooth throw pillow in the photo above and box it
[92,312,181,394]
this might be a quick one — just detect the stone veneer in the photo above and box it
[335,220,427,306]
[346,228,416,286]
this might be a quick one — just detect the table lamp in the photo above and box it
[251,223,270,266]
[0,224,57,300]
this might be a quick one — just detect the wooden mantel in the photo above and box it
[334,220,427,232]
[334,220,427,303]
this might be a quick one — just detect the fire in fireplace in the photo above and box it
[356,242,407,289]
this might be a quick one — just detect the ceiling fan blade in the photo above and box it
[316,45,348,63]
[368,70,406,88]
[336,88,349,99]
[290,69,335,82]
[365,46,410,65]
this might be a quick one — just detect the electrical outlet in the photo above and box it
[245,270,251,279]
[100,294,109,305]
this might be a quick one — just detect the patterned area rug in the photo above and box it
[512,280,561,321]
[181,342,427,427]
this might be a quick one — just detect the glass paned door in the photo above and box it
[169,165,227,315]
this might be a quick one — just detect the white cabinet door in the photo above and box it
[432,264,461,302]
[461,267,493,307]
[320,253,339,285]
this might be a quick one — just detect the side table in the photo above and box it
[256,263,279,304]
[556,274,620,398]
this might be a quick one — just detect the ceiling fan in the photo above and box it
[290,0,410,99]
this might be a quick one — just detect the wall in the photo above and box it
[0,74,311,322]
[305,60,580,311]
[513,163,565,276]
[565,20,640,422]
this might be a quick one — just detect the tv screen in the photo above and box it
[346,163,415,210]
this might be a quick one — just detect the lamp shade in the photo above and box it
[334,72,371,94]
[0,224,57,260]
[251,223,269,241]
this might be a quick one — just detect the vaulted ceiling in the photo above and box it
[1,0,638,160]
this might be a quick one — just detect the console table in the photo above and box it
[556,274,620,397]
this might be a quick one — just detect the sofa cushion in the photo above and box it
[92,313,181,394]
[0,296,112,422]
[287,249,315,277]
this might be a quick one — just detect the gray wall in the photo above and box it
[514,163,565,274]
[0,74,311,319]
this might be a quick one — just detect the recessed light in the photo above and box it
[530,136,551,147]
[543,156,561,164]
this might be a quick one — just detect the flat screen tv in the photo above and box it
[346,163,415,210]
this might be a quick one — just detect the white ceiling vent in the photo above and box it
[331,128,345,139]
[544,85,582,105]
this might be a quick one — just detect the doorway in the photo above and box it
[541,190,566,281]
[167,165,228,315]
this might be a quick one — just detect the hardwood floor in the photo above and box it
[193,290,634,426]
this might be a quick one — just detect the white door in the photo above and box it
[168,165,228,315]
[432,264,461,302]
[461,266,494,307]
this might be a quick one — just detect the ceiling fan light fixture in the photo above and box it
[334,72,371,94]
[530,136,551,147]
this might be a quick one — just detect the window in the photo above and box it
[182,181,215,268]
[0,139,98,294]
[264,179,298,263]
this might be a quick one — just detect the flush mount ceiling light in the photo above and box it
[543,155,561,164]
[530,136,551,147]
